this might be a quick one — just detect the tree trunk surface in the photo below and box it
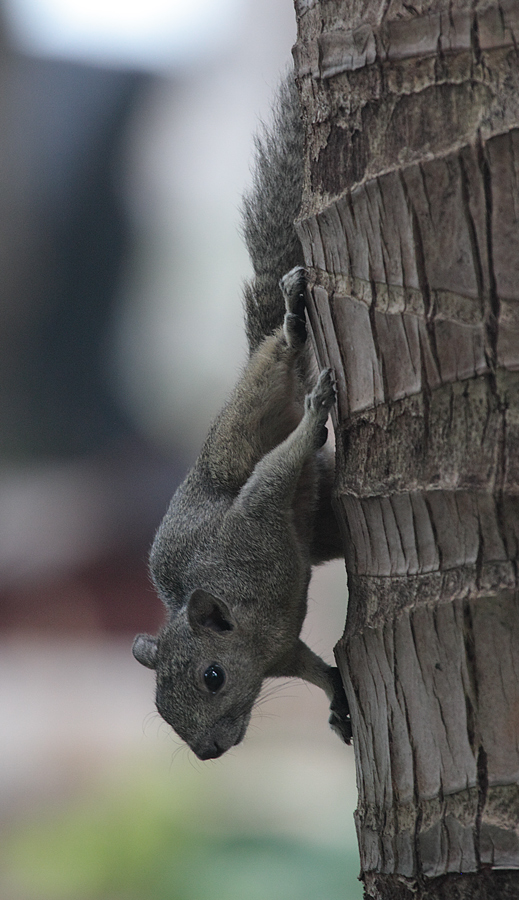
[292,0,519,896]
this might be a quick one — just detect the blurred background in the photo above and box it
[0,0,361,896]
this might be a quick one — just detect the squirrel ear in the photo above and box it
[188,589,235,633]
[132,634,158,669]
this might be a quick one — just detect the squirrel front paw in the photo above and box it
[309,367,336,412]
[305,368,336,446]
[328,667,352,745]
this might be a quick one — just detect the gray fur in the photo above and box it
[133,76,351,760]
[242,75,305,355]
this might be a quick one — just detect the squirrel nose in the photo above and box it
[197,742,225,760]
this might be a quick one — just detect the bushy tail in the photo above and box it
[242,73,304,355]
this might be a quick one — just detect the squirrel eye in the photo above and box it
[203,664,225,693]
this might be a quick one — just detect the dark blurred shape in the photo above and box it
[0,33,178,634]
[0,51,149,459]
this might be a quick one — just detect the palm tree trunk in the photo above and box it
[293,0,519,895]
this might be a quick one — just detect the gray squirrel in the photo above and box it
[132,75,351,759]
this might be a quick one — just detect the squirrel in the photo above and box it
[132,74,351,760]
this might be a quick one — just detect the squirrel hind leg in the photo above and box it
[280,266,307,349]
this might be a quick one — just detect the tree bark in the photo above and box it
[292,0,519,896]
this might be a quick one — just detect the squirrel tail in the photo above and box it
[242,72,304,355]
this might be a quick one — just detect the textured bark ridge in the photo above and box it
[293,0,519,895]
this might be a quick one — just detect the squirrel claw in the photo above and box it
[329,710,352,744]
[328,667,352,745]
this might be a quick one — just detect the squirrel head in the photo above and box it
[133,588,264,759]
